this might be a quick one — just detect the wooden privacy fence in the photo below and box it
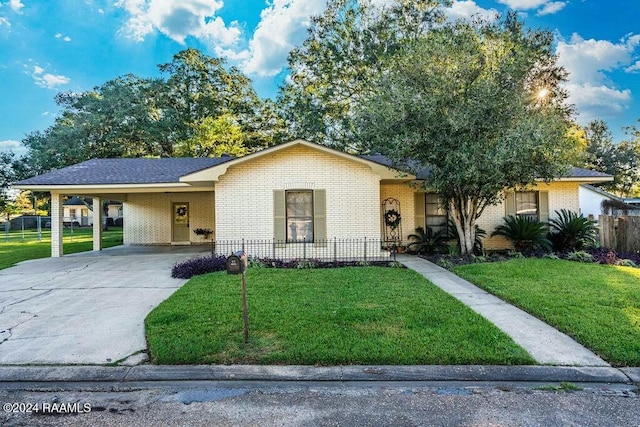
[599,215,640,253]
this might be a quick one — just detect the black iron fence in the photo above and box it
[211,238,401,262]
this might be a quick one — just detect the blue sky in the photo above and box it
[1,0,639,156]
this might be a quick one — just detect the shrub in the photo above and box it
[296,259,317,269]
[491,215,552,252]
[542,253,560,260]
[436,258,454,270]
[566,251,594,263]
[616,259,637,267]
[548,209,597,252]
[407,226,450,254]
[171,255,227,279]
[507,250,525,259]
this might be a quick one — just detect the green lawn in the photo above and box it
[0,227,123,270]
[454,259,640,367]
[145,267,534,365]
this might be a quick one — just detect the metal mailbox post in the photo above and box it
[226,251,249,343]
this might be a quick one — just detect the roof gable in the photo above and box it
[179,139,413,183]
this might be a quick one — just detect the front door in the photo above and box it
[172,202,190,242]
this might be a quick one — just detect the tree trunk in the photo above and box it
[449,197,477,255]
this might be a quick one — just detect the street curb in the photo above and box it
[0,365,632,384]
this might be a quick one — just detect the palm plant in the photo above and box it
[491,215,552,252]
[407,226,450,254]
[548,209,597,252]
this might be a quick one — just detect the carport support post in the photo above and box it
[50,192,64,257]
[93,197,102,252]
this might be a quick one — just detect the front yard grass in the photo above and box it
[145,267,534,365]
[0,227,123,270]
[453,258,640,366]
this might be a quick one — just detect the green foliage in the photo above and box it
[616,259,637,267]
[145,267,532,365]
[357,14,574,255]
[491,215,552,252]
[20,49,280,176]
[454,258,640,366]
[175,115,248,158]
[296,259,317,269]
[280,0,449,149]
[566,251,594,263]
[407,226,450,254]
[582,120,640,197]
[548,209,597,252]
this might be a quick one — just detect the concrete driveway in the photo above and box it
[0,246,209,365]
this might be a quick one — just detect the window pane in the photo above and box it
[286,190,314,242]
[287,219,313,242]
[516,192,538,219]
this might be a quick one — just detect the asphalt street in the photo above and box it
[1,381,639,426]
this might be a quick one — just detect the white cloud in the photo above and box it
[625,60,640,73]
[115,0,241,47]
[0,140,27,156]
[536,1,566,16]
[55,33,71,42]
[7,0,24,13]
[556,33,640,122]
[28,64,70,89]
[242,0,328,77]
[446,1,499,22]
[496,0,548,9]
[0,16,9,27]
[98,8,104,14]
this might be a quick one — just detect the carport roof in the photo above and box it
[16,157,234,186]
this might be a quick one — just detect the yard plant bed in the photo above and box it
[0,227,123,270]
[454,258,640,366]
[145,267,534,365]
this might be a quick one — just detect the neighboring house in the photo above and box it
[63,196,92,226]
[14,139,612,257]
[579,185,640,219]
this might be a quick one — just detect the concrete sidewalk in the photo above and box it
[397,255,609,367]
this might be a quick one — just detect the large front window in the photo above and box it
[516,192,539,221]
[425,193,448,234]
[286,190,314,242]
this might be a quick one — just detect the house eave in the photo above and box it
[13,182,215,193]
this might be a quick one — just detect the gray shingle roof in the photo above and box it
[360,155,612,180]
[16,151,611,187]
[16,157,234,186]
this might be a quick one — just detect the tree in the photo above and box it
[279,0,450,150]
[160,48,270,152]
[20,49,277,175]
[0,152,18,221]
[583,120,640,196]
[357,15,576,254]
[175,115,248,158]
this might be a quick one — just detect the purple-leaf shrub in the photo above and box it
[171,255,228,279]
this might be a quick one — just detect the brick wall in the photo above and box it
[123,192,215,244]
[380,183,416,242]
[215,145,381,241]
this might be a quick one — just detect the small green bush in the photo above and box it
[566,251,594,263]
[407,226,450,254]
[543,253,560,260]
[296,259,317,269]
[437,258,454,270]
[616,259,637,267]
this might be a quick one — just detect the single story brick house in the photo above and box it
[15,139,612,257]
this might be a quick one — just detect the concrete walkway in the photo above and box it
[397,255,609,367]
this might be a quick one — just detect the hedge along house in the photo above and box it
[15,139,612,257]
